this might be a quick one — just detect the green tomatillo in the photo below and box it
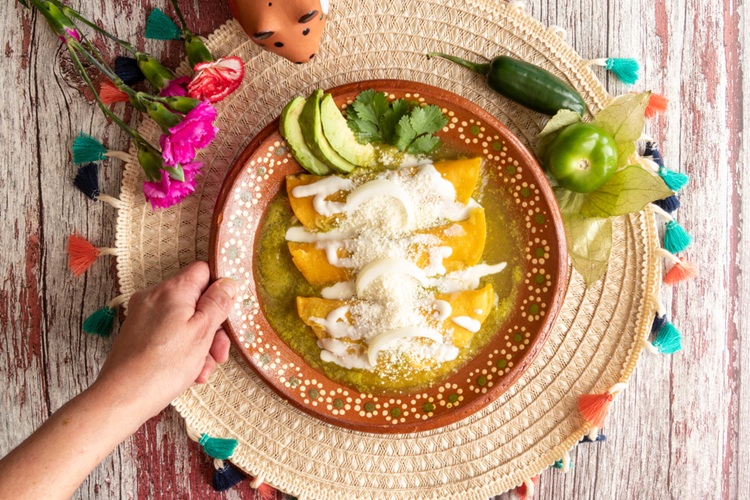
[545,123,618,193]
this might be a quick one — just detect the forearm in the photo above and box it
[0,380,150,499]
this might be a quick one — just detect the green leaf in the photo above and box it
[350,89,389,125]
[394,114,417,151]
[594,92,650,167]
[407,134,441,154]
[537,110,582,163]
[581,165,673,218]
[380,99,411,145]
[563,213,613,285]
[348,117,382,143]
[408,105,448,135]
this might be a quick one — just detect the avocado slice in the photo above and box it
[299,89,356,174]
[279,97,331,175]
[320,94,376,168]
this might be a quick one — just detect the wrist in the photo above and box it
[85,376,159,434]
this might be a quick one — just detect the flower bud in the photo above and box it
[144,101,182,132]
[162,96,201,114]
[184,31,213,68]
[32,0,79,39]
[136,141,164,182]
[136,53,177,90]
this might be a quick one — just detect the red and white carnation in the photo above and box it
[187,56,245,103]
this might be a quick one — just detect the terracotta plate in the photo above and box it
[210,80,567,433]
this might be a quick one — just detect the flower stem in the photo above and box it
[67,42,157,151]
[170,0,189,30]
[63,6,137,54]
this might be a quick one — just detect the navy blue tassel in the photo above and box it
[73,163,100,200]
[114,56,145,85]
[580,433,607,443]
[651,314,668,334]
[212,462,246,491]
[654,195,681,213]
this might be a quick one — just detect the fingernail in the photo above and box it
[218,278,238,298]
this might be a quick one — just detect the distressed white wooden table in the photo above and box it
[1,0,746,498]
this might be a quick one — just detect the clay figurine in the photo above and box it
[228,0,329,64]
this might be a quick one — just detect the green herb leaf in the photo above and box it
[407,134,441,154]
[581,165,673,218]
[537,110,582,163]
[594,92,650,167]
[394,114,418,150]
[408,105,448,136]
[347,89,390,143]
[350,89,389,126]
[346,91,447,154]
[563,213,613,286]
[380,99,411,145]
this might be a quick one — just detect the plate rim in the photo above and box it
[209,79,569,434]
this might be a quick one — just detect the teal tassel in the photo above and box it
[664,220,692,253]
[83,306,116,337]
[552,459,574,469]
[199,434,238,460]
[72,133,107,164]
[658,166,690,192]
[145,8,183,40]
[605,58,640,85]
[653,321,682,354]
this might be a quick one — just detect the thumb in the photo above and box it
[191,278,238,334]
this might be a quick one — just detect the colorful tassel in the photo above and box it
[67,234,117,276]
[654,195,680,214]
[145,8,183,40]
[579,433,606,443]
[578,392,614,428]
[658,166,690,192]
[253,482,276,500]
[664,258,697,285]
[100,80,129,104]
[651,314,667,334]
[83,295,127,337]
[199,434,238,460]
[72,163,125,207]
[587,58,640,85]
[645,93,669,119]
[663,220,693,253]
[515,475,539,500]
[114,56,145,85]
[72,133,107,164]
[73,163,100,200]
[212,461,246,491]
[652,321,682,354]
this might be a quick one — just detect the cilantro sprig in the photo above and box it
[346,90,448,155]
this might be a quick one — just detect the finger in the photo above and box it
[195,354,217,384]
[169,261,212,300]
[191,278,238,335]
[209,328,232,364]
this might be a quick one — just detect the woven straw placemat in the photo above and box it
[115,0,660,497]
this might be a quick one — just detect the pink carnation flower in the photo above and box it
[143,162,203,209]
[159,101,218,166]
[160,76,191,98]
[187,56,245,103]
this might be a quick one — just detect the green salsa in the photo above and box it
[255,165,524,395]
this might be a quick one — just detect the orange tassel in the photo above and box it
[255,483,275,500]
[664,258,697,285]
[645,93,669,119]
[100,80,129,104]
[67,234,101,276]
[578,392,614,428]
[515,475,539,500]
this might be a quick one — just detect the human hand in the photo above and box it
[94,261,237,424]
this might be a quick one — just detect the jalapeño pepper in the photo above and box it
[428,52,586,116]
